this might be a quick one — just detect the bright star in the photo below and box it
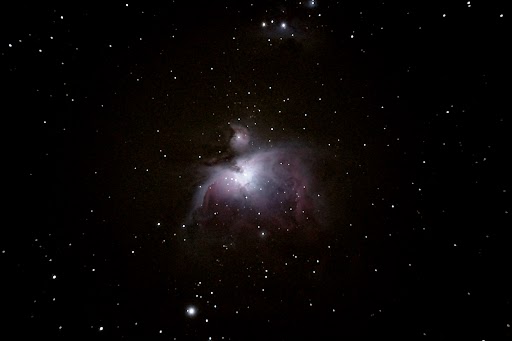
[186,306,197,317]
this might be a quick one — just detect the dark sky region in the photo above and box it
[1,1,510,340]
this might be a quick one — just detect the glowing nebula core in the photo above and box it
[187,124,321,234]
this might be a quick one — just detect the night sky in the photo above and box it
[2,1,510,339]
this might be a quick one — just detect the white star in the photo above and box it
[186,306,197,317]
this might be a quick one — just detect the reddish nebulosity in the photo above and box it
[188,125,320,233]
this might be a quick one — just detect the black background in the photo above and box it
[2,1,510,339]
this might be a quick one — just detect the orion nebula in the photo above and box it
[186,123,322,237]
[8,0,506,338]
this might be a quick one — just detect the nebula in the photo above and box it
[186,124,321,235]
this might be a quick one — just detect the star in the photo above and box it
[186,306,197,317]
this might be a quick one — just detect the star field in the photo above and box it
[2,1,510,339]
